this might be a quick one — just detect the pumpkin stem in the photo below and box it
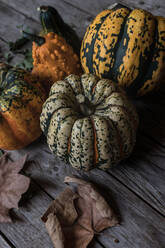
[76,94,95,117]
[38,5,81,55]
[22,31,45,46]
[38,6,64,36]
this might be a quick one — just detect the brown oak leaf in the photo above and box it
[0,153,30,223]
[41,176,119,248]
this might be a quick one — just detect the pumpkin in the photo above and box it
[23,6,82,92]
[0,63,46,150]
[38,5,81,55]
[80,3,165,96]
[40,73,139,171]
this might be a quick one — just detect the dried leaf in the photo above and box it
[42,188,78,225]
[0,153,30,223]
[46,213,65,248]
[42,176,119,248]
[63,223,93,248]
[42,188,80,248]
[65,176,119,232]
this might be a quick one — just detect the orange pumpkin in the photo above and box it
[31,32,81,91]
[0,63,46,150]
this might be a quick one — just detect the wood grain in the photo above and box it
[0,182,54,248]
[0,0,92,39]
[0,234,13,248]
[5,138,165,248]
[7,132,165,217]
[109,133,165,216]
[64,0,165,16]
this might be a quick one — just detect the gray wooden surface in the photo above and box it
[0,1,165,248]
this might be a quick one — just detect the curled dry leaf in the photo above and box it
[0,153,30,223]
[42,176,119,248]
[64,176,119,232]
[42,187,78,225]
[46,213,65,248]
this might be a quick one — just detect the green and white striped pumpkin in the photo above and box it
[40,74,139,171]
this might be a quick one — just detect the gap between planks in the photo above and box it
[106,170,165,218]
[1,151,165,248]
[2,0,165,18]
[0,231,16,248]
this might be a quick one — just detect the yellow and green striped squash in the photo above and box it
[40,74,139,171]
[80,3,165,96]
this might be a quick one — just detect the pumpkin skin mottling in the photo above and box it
[0,63,46,150]
[80,4,165,96]
[32,32,82,92]
[40,73,139,171]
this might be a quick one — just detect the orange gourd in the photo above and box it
[32,32,81,91]
[23,6,82,92]
[0,63,46,150]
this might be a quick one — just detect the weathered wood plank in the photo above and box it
[0,1,41,66]
[0,182,54,248]
[4,143,165,248]
[7,132,165,217]
[2,0,165,18]
[1,132,163,244]
[109,133,165,216]
[0,176,103,248]
[0,0,92,39]
[0,234,13,248]
[6,145,165,248]
[59,0,113,15]
[120,0,165,16]
[64,0,165,16]
[87,171,165,248]
[0,2,41,42]
[135,133,165,170]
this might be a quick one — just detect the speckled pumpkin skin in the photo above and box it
[32,32,82,92]
[40,74,139,171]
[80,4,165,96]
[0,64,46,150]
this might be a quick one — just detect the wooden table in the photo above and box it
[0,0,165,247]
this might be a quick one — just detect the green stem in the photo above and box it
[37,5,81,55]
[38,6,63,35]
